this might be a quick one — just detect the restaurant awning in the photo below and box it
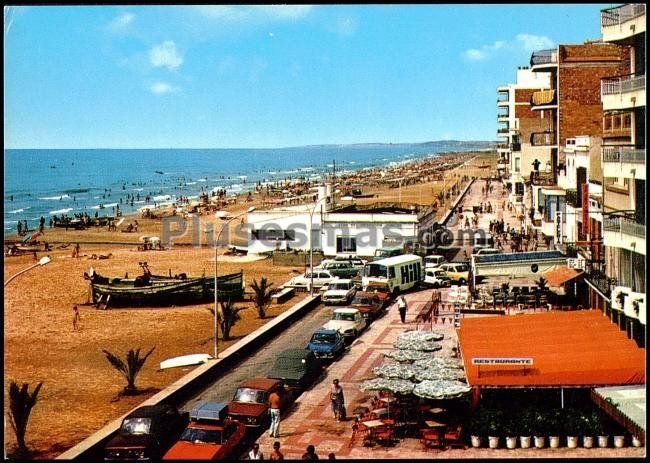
[543,266,583,287]
[457,310,646,387]
[592,385,646,443]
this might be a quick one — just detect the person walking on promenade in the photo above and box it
[269,441,284,461]
[330,379,345,421]
[248,443,263,460]
[301,445,319,460]
[397,295,408,323]
[268,389,282,438]
[72,305,81,331]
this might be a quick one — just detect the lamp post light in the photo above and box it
[4,255,51,287]
[308,197,328,296]
[213,206,255,359]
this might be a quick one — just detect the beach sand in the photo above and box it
[3,152,496,458]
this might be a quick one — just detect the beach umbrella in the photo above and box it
[413,367,467,382]
[360,377,415,395]
[413,380,471,400]
[393,338,443,352]
[397,330,444,343]
[412,357,463,370]
[373,363,419,380]
[384,349,433,363]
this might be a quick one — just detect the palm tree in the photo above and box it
[436,190,445,206]
[250,277,274,319]
[206,299,246,340]
[8,381,43,458]
[102,347,155,395]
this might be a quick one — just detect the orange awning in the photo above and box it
[543,266,583,287]
[457,310,646,387]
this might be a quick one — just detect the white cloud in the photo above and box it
[463,40,505,61]
[149,41,183,70]
[195,5,312,23]
[256,5,313,20]
[107,12,135,33]
[268,32,274,38]
[150,82,177,94]
[516,33,554,52]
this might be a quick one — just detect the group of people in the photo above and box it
[248,441,336,460]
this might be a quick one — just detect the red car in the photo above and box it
[363,282,392,308]
[351,292,386,320]
[227,378,291,427]
[163,403,246,460]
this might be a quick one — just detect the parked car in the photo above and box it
[322,307,366,341]
[424,254,446,268]
[350,293,385,320]
[423,268,452,288]
[226,378,291,427]
[267,348,322,394]
[318,261,360,278]
[163,403,246,460]
[333,254,367,269]
[322,279,357,305]
[362,281,392,308]
[306,329,346,360]
[439,262,470,285]
[372,246,403,261]
[104,404,187,461]
[288,270,336,290]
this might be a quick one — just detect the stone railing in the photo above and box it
[602,146,646,163]
[603,215,646,238]
[601,73,646,95]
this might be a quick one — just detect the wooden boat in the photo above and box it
[160,353,213,370]
[85,262,244,307]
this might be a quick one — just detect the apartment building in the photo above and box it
[526,39,630,248]
[496,67,551,213]
[599,3,645,347]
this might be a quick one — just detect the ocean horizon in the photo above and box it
[4,141,493,236]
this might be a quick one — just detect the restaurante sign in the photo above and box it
[472,358,533,365]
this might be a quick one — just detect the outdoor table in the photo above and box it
[428,407,445,414]
[371,407,389,417]
[425,420,446,428]
[380,397,397,404]
[362,419,397,447]
[363,419,387,428]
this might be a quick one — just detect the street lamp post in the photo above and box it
[308,197,328,296]
[4,255,51,287]
[213,207,255,359]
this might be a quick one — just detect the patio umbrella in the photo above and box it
[413,367,467,382]
[397,330,444,342]
[384,349,433,363]
[360,377,415,418]
[412,357,464,370]
[393,338,443,351]
[413,379,471,400]
[373,363,419,380]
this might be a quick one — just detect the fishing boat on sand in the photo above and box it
[84,262,244,308]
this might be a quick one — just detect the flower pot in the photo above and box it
[631,436,642,447]
[583,436,594,448]
[470,435,482,448]
[549,436,560,448]
[613,435,625,448]
[520,436,532,449]
[505,436,517,449]
[597,435,609,448]
[488,436,499,449]
[566,436,578,448]
[534,436,546,448]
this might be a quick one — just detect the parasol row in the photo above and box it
[359,377,416,395]
[393,338,443,351]
[413,379,471,400]
[397,330,444,342]
[384,349,434,362]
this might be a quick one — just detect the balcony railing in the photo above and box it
[602,146,646,163]
[601,73,646,95]
[497,128,510,134]
[531,89,556,106]
[530,131,557,146]
[530,48,558,67]
[603,215,646,237]
[601,3,645,28]
[497,113,509,120]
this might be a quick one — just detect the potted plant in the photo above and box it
[631,435,642,447]
[532,408,548,448]
[466,408,489,448]
[518,407,535,449]
[486,409,504,449]
[563,408,581,449]
[547,409,562,448]
[613,434,626,448]
[503,415,517,449]
[581,410,599,448]
[589,411,608,448]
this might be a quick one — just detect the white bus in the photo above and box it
[362,254,423,295]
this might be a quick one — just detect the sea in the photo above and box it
[4,143,491,237]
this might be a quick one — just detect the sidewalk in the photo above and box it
[253,289,645,459]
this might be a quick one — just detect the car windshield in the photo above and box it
[234,387,267,404]
[180,427,222,444]
[329,282,350,290]
[121,417,152,435]
[364,264,387,278]
[311,333,336,343]
[333,312,355,321]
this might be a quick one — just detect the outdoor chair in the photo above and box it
[444,424,465,449]
[372,425,397,447]
[420,428,444,450]
[348,420,369,448]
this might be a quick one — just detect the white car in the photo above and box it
[424,255,446,268]
[423,268,451,288]
[289,270,336,290]
[322,308,366,340]
[322,279,357,305]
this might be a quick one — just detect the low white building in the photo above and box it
[246,187,420,257]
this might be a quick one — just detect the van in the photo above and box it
[439,262,470,285]
[424,255,446,268]
[362,254,423,294]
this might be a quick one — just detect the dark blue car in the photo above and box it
[306,329,345,360]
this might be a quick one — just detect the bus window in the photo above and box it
[365,264,387,278]
[389,267,396,279]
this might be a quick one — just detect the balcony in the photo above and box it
[497,113,509,121]
[603,216,645,238]
[603,146,646,180]
[530,48,558,70]
[601,4,646,42]
[510,142,521,152]
[601,73,646,111]
[603,215,646,255]
[531,89,557,109]
[497,99,509,107]
[530,131,557,146]
[602,111,633,140]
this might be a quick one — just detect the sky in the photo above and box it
[4,4,608,149]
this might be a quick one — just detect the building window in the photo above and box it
[514,157,521,173]
[252,229,296,241]
[336,236,356,253]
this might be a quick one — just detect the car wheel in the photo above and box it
[459,278,466,285]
